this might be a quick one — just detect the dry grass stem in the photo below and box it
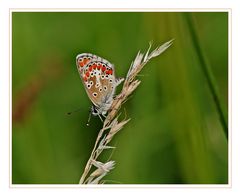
[79,40,173,184]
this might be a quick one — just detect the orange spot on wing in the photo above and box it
[106,69,113,75]
[93,64,97,69]
[85,71,90,77]
[83,58,89,65]
[97,64,102,70]
[83,75,87,82]
[102,66,106,72]
[79,62,84,67]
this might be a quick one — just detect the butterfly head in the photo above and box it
[91,105,100,116]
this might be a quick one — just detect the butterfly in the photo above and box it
[76,53,124,120]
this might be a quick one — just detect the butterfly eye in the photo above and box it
[99,88,102,92]
[87,84,91,89]
[93,92,97,97]
[90,81,93,85]
[79,58,83,62]
[109,79,113,83]
[101,75,105,79]
[103,86,107,91]
[88,57,91,60]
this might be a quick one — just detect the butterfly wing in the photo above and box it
[76,53,98,74]
[76,53,116,109]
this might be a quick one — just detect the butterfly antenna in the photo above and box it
[66,108,81,115]
[86,110,92,126]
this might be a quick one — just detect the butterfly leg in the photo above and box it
[97,113,104,122]
[102,113,107,118]
[91,105,104,122]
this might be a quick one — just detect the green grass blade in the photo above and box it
[183,13,228,139]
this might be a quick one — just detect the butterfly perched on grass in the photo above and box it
[76,53,124,121]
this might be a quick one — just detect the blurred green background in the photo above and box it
[12,12,228,184]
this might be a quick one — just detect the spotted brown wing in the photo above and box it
[76,53,98,74]
[76,53,116,108]
[81,60,116,108]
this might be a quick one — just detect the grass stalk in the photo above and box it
[184,13,228,140]
[79,40,173,184]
